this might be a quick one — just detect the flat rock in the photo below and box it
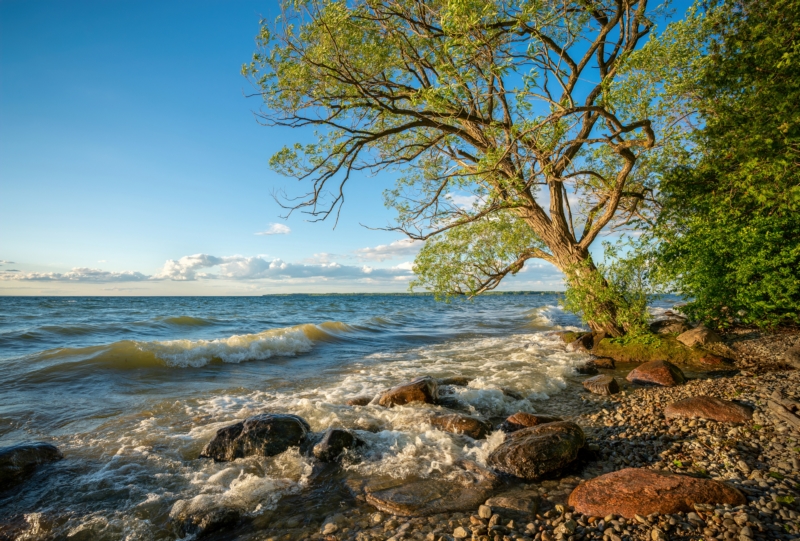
[313,428,364,462]
[677,325,722,347]
[582,374,620,396]
[698,354,732,366]
[484,489,539,516]
[626,360,686,387]
[664,396,753,423]
[501,388,524,400]
[429,413,492,439]
[364,461,500,516]
[437,376,472,387]
[345,395,373,406]
[488,421,585,480]
[170,499,240,538]
[593,357,616,369]
[0,442,63,488]
[649,318,691,335]
[499,412,563,433]
[378,376,438,407]
[199,413,310,462]
[568,468,746,518]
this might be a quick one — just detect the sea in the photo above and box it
[0,294,676,540]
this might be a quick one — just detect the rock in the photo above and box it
[169,500,240,539]
[346,395,373,406]
[478,504,492,519]
[199,413,310,462]
[378,376,438,407]
[567,333,594,352]
[582,374,620,396]
[501,388,524,400]
[649,318,691,335]
[664,396,753,423]
[0,443,63,488]
[436,395,470,412]
[364,461,499,516]
[428,413,492,439]
[576,361,599,375]
[593,357,616,369]
[626,360,686,387]
[437,376,473,387]
[698,354,732,366]
[487,421,585,480]
[484,489,539,516]
[568,468,746,518]
[453,526,469,538]
[322,522,338,535]
[499,412,563,433]
[313,428,364,462]
[784,343,800,369]
[677,325,722,348]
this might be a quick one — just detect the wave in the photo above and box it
[158,315,216,327]
[20,321,360,375]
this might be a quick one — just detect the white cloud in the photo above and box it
[0,267,150,282]
[0,260,15,265]
[446,192,479,209]
[353,239,422,262]
[255,223,291,236]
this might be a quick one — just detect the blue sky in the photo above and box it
[0,1,689,295]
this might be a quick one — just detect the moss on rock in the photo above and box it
[558,331,585,344]
[592,335,710,365]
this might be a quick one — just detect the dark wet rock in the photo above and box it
[677,325,722,347]
[428,413,492,439]
[664,396,753,423]
[568,468,746,518]
[626,360,686,387]
[499,412,563,433]
[501,388,524,400]
[593,357,616,369]
[345,395,373,406]
[436,395,470,412]
[378,376,438,407]
[567,333,593,353]
[170,502,240,539]
[484,488,540,516]
[199,413,310,462]
[312,428,364,462]
[0,442,63,488]
[575,361,599,375]
[437,376,473,387]
[649,318,691,335]
[364,460,500,516]
[487,421,585,480]
[582,374,620,396]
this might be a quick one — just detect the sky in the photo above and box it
[0,1,689,296]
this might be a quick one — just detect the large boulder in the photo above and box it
[378,377,438,407]
[313,428,364,462]
[484,488,540,517]
[364,461,500,516]
[649,318,691,335]
[626,360,686,387]
[568,468,745,518]
[170,499,240,539]
[428,413,492,440]
[499,412,563,433]
[0,442,63,488]
[199,413,310,462]
[566,333,595,353]
[487,421,585,481]
[664,396,753,424]
[582,374,620,396]
[677,325,722,348]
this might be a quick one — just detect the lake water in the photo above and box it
[0,294,674,540]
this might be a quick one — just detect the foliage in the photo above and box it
[646,0,800,329]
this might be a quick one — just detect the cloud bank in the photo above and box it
[255,223,291,236]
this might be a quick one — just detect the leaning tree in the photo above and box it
[244,0,688,336]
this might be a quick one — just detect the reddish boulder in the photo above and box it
[582,374,620,396]
[568,468,745,518]
[487,421,585,480]
[499,412,563,433]
[378,376,438,407]
[429,413,492,439]
[626,360,686,387]
[664,396,753,423]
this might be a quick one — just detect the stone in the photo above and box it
[428,413,492,440]
[484,489,539,516]
[698,354,732,366]
[567,333,594,353]
[501,388,525,400]
[593,357,616,369]
[478,505,493,519]
[677,325,722,348]
[487,421,585,481]
[0,442,63,488]
[568,468,746,518]
[364,461,500,516]
[453,526,469,538]
[378,376,438,407]
[499,412,563,433]
[437,376,473,387]
[664,396,753,424]
[626,360,686,387]
[649,318,691,335]
[784,343,800,369]
[169,500,240,539]
[199,413,310,462]
[313,428,364,462]
[576,361,599,375]
[346,395,373,406]
[582,374,620,396]
[322,522,338,535]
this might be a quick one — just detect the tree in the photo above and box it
[648,0,800,328]
[245,0,683,336]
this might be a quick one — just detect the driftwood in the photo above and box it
[767,390,800,432]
